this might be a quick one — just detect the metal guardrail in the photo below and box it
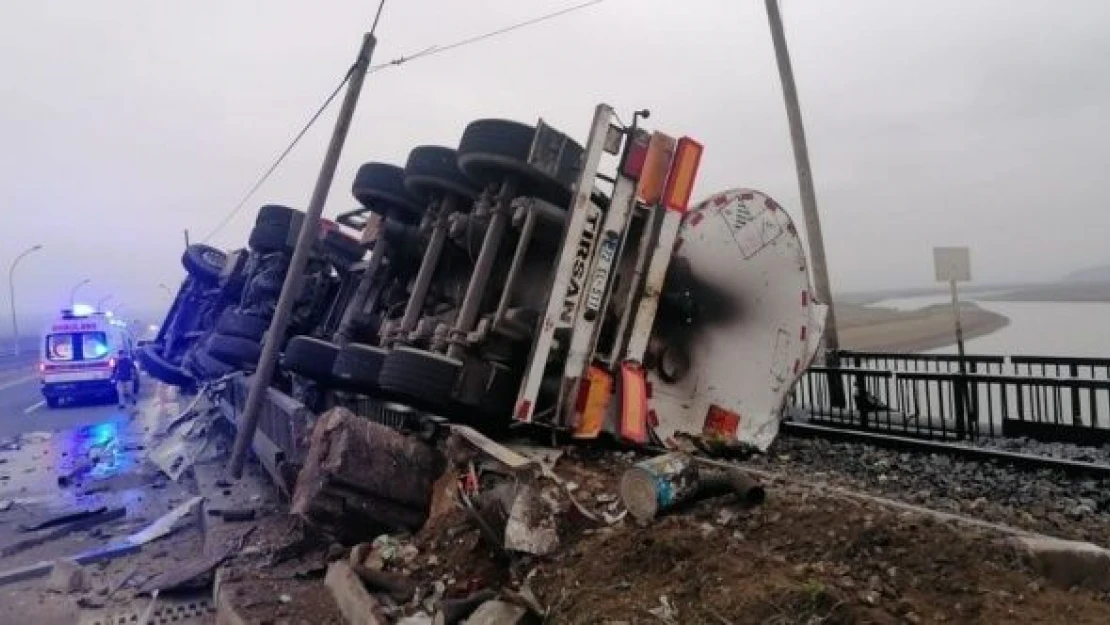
[795,353,1110,446]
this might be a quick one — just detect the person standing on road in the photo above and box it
[112,349,137,410]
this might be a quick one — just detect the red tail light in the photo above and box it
[108,357,117,370]
[38,361,45,374]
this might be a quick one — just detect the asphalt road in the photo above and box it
[0,371,131,440]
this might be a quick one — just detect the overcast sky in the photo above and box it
[2,0,1109,328]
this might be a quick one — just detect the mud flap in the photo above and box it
[619,362,649,444]
[573,366,614,440]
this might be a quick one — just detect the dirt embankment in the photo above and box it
[836,302,1009,353]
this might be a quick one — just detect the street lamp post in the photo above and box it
[8,244,44,356]
[70,278,91,307]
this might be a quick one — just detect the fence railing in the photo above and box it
[794,352,1110,445]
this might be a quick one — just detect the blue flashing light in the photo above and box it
[87,340,109,359]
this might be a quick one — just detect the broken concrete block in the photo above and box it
[504,487,559,556]
[292,408,444,543]
[463,600,529,625]
[1012,536,1110,591]
[47,559,90,593]
[325,561,387,625]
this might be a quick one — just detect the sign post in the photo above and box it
[934,246,972,437]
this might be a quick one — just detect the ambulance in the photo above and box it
[40,306,138,408]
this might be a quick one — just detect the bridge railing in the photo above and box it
[794,352,1110,445]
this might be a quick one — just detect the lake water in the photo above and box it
[873,295,1110,358]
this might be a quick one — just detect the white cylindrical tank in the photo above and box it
[646,188,826,451]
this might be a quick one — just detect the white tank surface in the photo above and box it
[646,188,827,451]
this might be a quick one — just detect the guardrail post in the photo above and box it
[1070,363,1082,426]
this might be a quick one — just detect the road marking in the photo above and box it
[0,374,36,392]
[23,400,45,415]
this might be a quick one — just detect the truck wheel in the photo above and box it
[352,163,423,221]
[217,309,270,341]
[186,348,237,381]
[331,343,387,392]
[377,347,461,408]
[403,146,479,203]
[256,204,301,227]
[208,334,262,368]
[456,119,584,208]
[181,244,227,284]
[249,221,294,253]
[284,336,340,382]
[138,344,194,387]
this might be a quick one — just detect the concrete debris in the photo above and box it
[433,589,497,625]
[292,408,443,543]
[647,595,678,625]
[463,600,530,625]
[46,559,90,594]
[503,486,560,556]
[325,561,388,625]
[1012,536,1110,591]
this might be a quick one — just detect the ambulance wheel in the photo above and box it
[216,309,270,341]
[331,343,387,392]
[284,336,340,383]
[208,334,262,369]
[456,119,584,208]
[139,344,194,387]
[352,163,423,220]
[377,347,460,408]
[181,244,227,284]
[403,146,479,203]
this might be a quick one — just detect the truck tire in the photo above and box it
[284,336,340,382]
[256,204,301,227]
[249,221,293,253]
[331,343,387,391]
[185,348,237,381]
[352,163,423,220]
[216,309,270,341]
[456,119,584,207]
[377,347,461,408]
[181,244,227,284]
[403,146,479,202]
[139,344,194,387]
[208,334,262,368]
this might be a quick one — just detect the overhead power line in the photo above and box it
[200,0,605,243]
[368,0,606,73]
[201,65,355,243]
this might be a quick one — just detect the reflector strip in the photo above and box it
[662,137,704,213]
[619,362,649,443]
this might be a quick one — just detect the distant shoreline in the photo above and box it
[836,302,1010,353]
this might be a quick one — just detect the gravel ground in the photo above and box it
[750,433,1110,544]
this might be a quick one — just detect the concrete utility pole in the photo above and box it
[8,244,43,355]
[228,32,378,478]
[764,0,845,405]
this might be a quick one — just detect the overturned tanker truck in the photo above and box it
[154,103,827,462]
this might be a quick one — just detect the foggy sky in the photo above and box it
[2,0,1109,330]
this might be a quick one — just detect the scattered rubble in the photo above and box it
[46,559,91,594]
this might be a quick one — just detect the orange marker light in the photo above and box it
[635,132,677,205]
[661,137,704,213]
